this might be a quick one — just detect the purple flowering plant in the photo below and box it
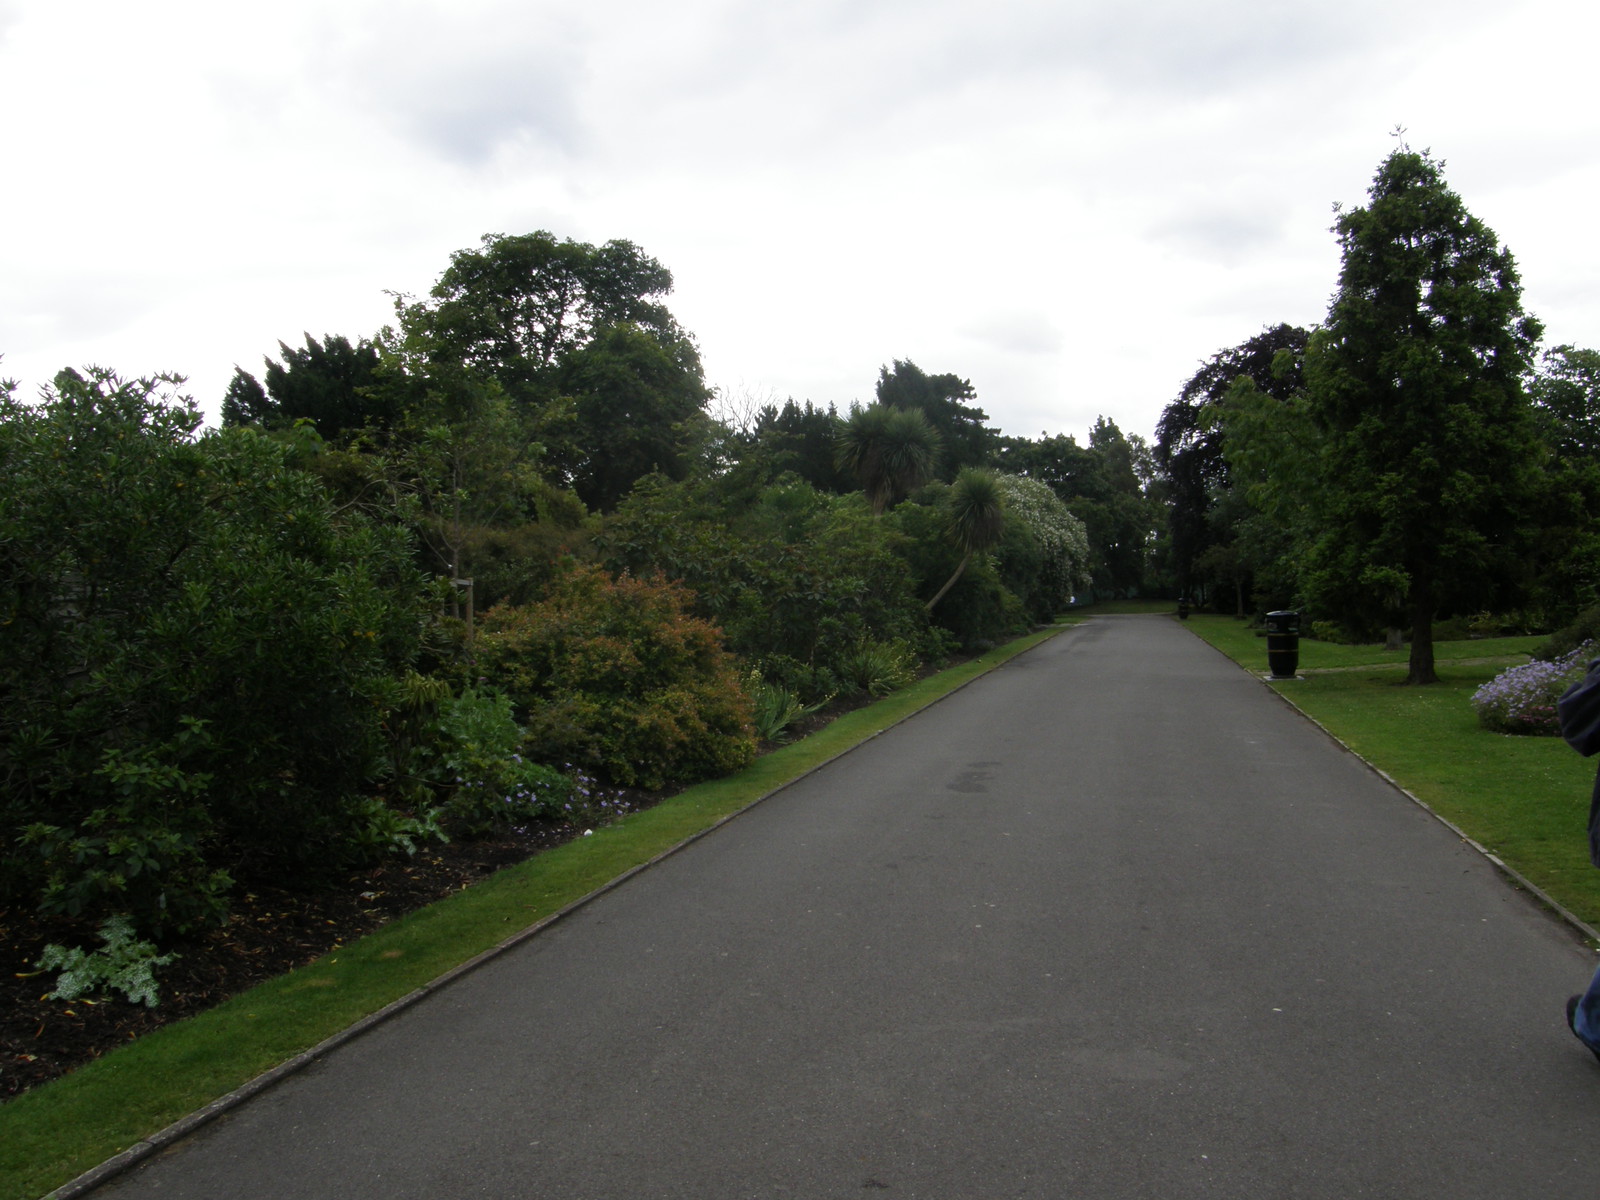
[1471,645,1593,735]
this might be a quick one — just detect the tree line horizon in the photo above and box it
[3,140,1594,944]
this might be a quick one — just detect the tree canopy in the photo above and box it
[1305,147,1543,683]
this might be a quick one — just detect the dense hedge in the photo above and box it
[1,371,436,934]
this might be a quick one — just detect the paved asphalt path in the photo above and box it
[92,616,1600,1198]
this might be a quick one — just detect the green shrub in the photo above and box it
[1534,604,1600,662]
[0,369,436,935]
[473,565,756,789]
[837,640,916,697]
[749,674,831,744]
[431,688,575,833]
[603,475,931,689]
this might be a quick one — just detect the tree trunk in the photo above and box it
[1406,576,1438,685]
[925,551,973,612]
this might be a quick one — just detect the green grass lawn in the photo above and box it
[1181,614,1600,935]
[0,624,1071,1200]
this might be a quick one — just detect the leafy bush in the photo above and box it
[472,565,755,789]
[431,688,575,833]
[1,369,436,934]
[1471,647,1592,735]
[993,474,1092,621]
[36,915,177,1008]
[603,475,931,688]
[1534,604,1600,662]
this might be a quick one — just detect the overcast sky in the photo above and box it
[3,0,1597,446]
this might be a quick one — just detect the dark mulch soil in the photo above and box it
[0,810,644,1103]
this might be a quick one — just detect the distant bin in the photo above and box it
[1265,610,1300,678]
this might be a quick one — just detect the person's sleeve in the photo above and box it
[1558,659,1600,757]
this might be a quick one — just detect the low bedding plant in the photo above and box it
[1471,644,1594,735]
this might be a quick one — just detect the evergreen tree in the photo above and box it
[1305,145,1543,683]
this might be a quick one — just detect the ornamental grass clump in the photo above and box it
[1471,645,1593,735]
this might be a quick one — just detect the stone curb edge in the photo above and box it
[45,622,1076,1199]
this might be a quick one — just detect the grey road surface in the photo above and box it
[92,616,1600,1198]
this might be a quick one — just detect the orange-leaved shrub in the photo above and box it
[472,565,755,789]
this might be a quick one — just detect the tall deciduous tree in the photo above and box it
[1153,324,1308,593]
[1305,146,1543,684]
[403,231,680,389]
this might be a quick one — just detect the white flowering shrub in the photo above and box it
[1471,645,1592,735]
[995,475,1094,613]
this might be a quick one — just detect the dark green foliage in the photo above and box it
[1305,148,1543,683]
[744,399,853,492]
[224,334,390,441]
[388,231,709,515]
[1152,324,1308,592]
[891,485,1025,647]
[220,368,270,427]
[470,565,755,789]
[1534,605,1600,663]
[1526,346,1600,627]
[1,369,435,934]
[874,360,997,476]
[430,689,574,835]
[999,417,1159,596]
[602,475,932,696]
[410,231,679,387]
[554,322,712,511]
[837,403,941,515]
[925,469,1007,612]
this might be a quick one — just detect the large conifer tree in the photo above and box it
[1306,145,1543,684]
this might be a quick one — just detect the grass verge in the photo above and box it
[0,623,1069,1200]
[1180,614,1600,935]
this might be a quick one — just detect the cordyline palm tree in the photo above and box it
[836,404,941,515]
[925,469,1006,611]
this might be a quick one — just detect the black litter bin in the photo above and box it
[1265,610,1300,678]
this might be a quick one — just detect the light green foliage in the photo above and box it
[37,915,177,1009]
[749,674,831,744]
[472,565,755,789]
[349,797,448,858]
